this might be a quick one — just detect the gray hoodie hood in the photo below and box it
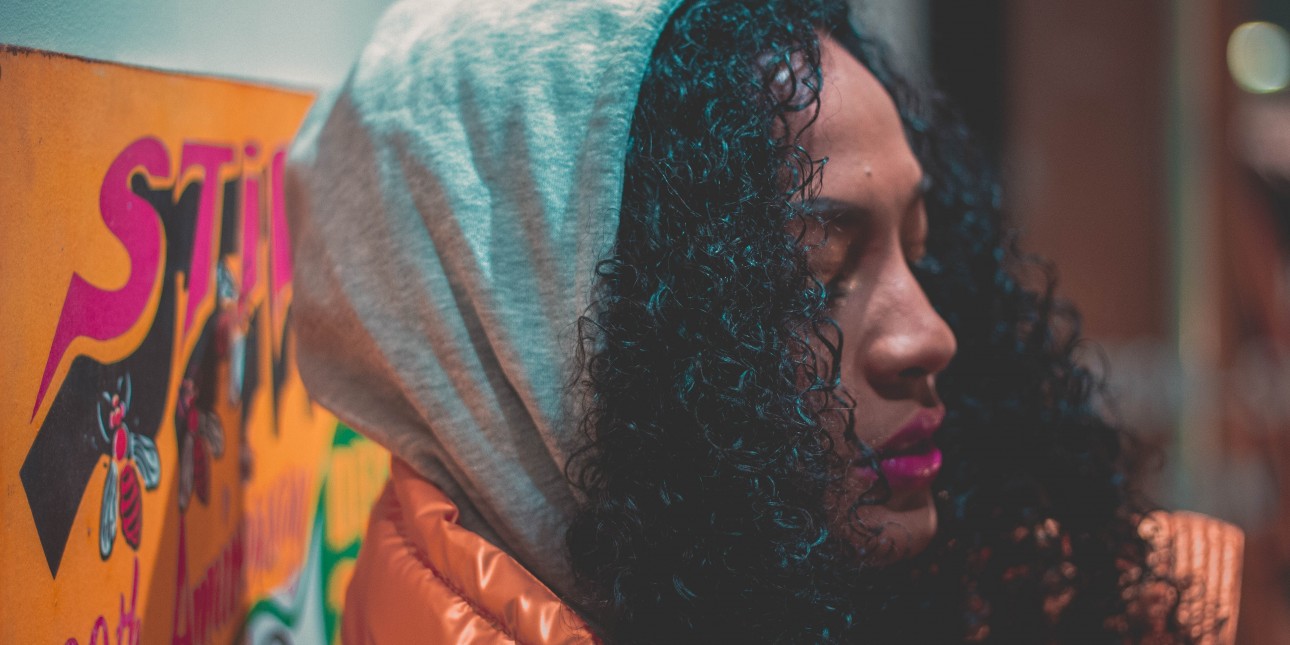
[286,0,682,595]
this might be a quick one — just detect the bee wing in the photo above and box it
[178,436,194,511]
[199,413,226,458]
[99,461,118,559]
[96,400,110,445]
[131,433,162,490]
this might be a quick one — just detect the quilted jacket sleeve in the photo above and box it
[342,459,596,645]
[1141,511,1244,645]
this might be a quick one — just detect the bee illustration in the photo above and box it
[176,376,225,510]
[97,373,161,559]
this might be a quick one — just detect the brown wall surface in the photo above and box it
[1006,0,1170,341]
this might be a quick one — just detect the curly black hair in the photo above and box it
[566,0,1192,642]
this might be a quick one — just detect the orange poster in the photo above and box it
[0,47,387,644]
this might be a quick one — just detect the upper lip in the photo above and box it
[875,407,945,456]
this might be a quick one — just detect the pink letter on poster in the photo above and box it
[269,149,292,298]
[32,137,169,419]
[241,152,261,309]
[179,143,235,337]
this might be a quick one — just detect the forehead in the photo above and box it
[794,34,920,202]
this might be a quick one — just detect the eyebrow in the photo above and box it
[798,172,930,221]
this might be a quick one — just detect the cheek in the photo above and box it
[821,284,881,379]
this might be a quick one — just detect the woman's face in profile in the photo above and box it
[794,34,958,562]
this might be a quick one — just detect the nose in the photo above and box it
[860,267,957,400]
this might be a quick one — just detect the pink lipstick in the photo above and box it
[855,407,944,492]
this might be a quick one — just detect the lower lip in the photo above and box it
[855,443,943,492]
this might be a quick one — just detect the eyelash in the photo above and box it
[822,246,933,304]
[823,275,849,303]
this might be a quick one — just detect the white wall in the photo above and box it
[2,0,927,91]
[0,0,397,89]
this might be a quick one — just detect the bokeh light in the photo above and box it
[1228,21,1290,94]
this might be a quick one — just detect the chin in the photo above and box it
[852,488,938,565]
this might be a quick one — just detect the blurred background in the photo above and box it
[3,0,1287,641]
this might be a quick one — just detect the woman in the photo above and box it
[287,0,1242,642]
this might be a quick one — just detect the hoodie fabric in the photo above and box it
[286,0,683,598]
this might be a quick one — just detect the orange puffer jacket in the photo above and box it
[343,460,1242,644]
[342,459,596,644]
